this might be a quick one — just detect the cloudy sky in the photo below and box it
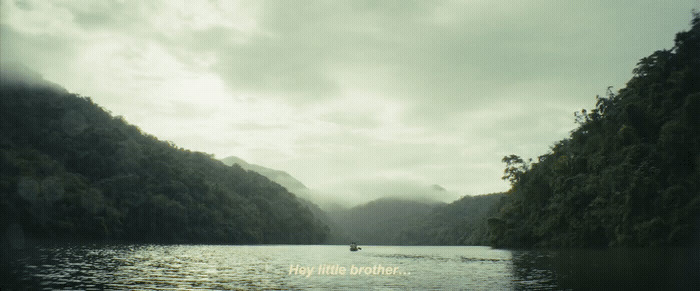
[1,0,697,205]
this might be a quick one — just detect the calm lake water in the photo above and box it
[1,244,698,289]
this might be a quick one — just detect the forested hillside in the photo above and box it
[332,193,504,245]
[0,65,329,244]
[489,15,700,248]
[331,198,440,245]
[220,155,350,243]
[406,193,504,245]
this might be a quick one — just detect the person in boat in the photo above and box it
[350,242,361,251]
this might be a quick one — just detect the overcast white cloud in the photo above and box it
[1,0,697,206]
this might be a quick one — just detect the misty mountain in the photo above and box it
[220,156,353,243]
[330,198,441,245]
[416,193,505,245]
[489,15,700,248]
[0,64,329,245]
[221,155,339,210]
[221,156,307,194]
[220,155,482,245]
[331,193,504,245]
[0,62,66,93]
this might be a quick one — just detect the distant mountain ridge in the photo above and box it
[220,156,307,193]
[329,194,505,245]
[219,155,499,245]
[220,156,353,243]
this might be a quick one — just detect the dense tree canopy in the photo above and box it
[489,14,700,248]
[0,67,329,244]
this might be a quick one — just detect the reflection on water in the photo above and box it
[1,244,698,289]
[519,248,700,290]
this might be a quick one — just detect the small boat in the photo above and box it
[350,242,361,251]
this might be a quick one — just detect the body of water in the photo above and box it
[1,244,698,289]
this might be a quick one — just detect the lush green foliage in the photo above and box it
[331,193,504,245]
[0,70,329,244]
[489,15,700,248]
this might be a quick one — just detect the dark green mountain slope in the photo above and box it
[220,155,350,243]
[0,65,329,245]
[489,15,700,248]
[331,193,504,245]
[330,198,441,245]
[407,193,505,245]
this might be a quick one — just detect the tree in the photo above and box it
[501,155,529,186]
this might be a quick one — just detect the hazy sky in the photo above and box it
[1,0,697,205]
